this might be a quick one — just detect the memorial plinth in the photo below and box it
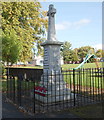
[41,40,63,73]
[35,4,75,103]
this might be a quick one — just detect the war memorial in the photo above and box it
[35,4,75,103]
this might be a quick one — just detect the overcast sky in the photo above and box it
[41,2,102,50]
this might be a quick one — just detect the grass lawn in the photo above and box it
[7,62,103,70]
[69,103,104,118]
[62,62,103,70]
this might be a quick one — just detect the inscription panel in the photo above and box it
[44,47,49,71]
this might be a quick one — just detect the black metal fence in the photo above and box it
[6,67,104,114]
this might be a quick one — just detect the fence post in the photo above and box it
[73,69,76,106]
[17,75,21,106]
[6,68,9,98]
[33,80,36,114]
[13,76,15,102]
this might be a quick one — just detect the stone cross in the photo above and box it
[47,4,57,41]
[47,4,56,17]
[41,4,63,73]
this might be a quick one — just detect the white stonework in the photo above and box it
[35,4,75,103]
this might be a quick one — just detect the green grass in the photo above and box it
[2,76,40,92]
[69,103,103,118]
[2,80,7,92]
[63,70,103,89]
[62,62,103,70]
[10,62,103,70]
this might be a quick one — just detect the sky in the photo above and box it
[40,2,102,50]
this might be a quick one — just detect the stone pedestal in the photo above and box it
[35,72,75,103]
[42,41,63,73]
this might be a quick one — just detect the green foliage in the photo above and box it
[61,41,72,51]
[1,63,6,76]
[61,41,72,62]
[2,29,21,65]
[61,42,79,62]
[61,42,100,63]
[1,2,48,62]
[95,49,103,58]
[72,48,79,61]
[77,46,94,61]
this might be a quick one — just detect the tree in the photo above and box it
[72,48,79,62]
[96,49,103,58]
[61,41,72,62]
[77,46,94,62]
[61,41,72,52]
[102,50,104,57]
[2,29,21,65]
[1,2,48,62]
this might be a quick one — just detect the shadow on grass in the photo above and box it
[69,103,104,118]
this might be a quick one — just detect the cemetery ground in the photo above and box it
[2,62,104,119]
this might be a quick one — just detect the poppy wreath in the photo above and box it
[35,86,47,96]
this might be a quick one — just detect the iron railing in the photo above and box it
[5,67,104,114]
